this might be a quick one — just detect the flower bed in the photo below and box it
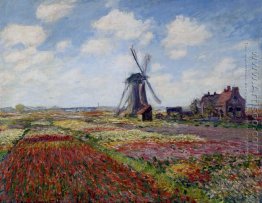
[162,154,261,202]
[23,135,73,143]
[166,162,210,184]
[0,134,179,202]
[200,154,261,202]
[1,114,260,202]
[31,120,52,126]
[91,129,204,147]
[83,126,124,134]
[53,119,124,134]
[205,165,261,201]
[0,129,24,146]
[113,139,261,161]
[54,120,100,131]
[0,125,8,132]
[25,127,70,138]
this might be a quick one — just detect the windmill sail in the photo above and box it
[139,82,148,105]
[142,54,151,73]
[130,47,144,74]
[145,80,161,104]
[116,83,129,115]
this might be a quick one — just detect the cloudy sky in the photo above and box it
[0,0,261,108]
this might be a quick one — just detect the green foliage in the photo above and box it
[203,100,215,117]
[190,98,201,115]
[0,150,8,161]
[15,104,25,113]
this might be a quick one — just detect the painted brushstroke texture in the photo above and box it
[0,0,261,107]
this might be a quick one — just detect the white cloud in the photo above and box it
[112,54,135,74]
[81,38,113,55]
[180,57,242,88]
[36,0,76,23]
[168,48,187,60]
[148,73,179,105]
[197,54,207,61]
[140,32,153,46]
[0,23,54,72]
[3,47,54,72]
[105,0,120,8]
[37,66,122,107]
[1,24,46,48]
[21,69,50,84]
[0,70,16,86]
[56,40,71,52]
[150,57,244,106]
[92,9,153,45]
[163,15,211,47]
[80,9,153,63]
[232,39,258,50]
[0,48,62,107]
[213,57,235,73]
[151,63,163,72]
[3,47,37,63]
[162,15,211,60]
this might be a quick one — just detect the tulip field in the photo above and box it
[0,111,261,202]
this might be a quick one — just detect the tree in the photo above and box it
[15,104,25,113]
[204,100,215,117]
[190,98,200,115]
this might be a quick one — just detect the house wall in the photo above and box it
[226,95,245,119]
[200,94,219,116]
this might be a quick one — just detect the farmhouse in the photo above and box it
[200,86,246,119]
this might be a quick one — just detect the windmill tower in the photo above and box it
[116,46,161,119]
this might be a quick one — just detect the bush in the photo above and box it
[213,123,218,127]
[15,104,25,113]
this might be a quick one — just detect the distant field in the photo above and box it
[0,111,261,202]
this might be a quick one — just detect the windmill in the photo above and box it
[116,46,161,119]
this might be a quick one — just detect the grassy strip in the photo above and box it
[0,151,8,162]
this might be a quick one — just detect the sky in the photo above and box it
[0,0,261,108]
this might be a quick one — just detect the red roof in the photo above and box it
[137,105,151,114]
[216,91,232,106]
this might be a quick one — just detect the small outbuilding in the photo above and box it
[137,105,152,121]
[166,107,183,116]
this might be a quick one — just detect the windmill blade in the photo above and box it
[130,47,144,75]
[131,47,143,73]
[123,87,131,106]
[142,54,151,74]
[145,79,161,104]
[117,83,129,110]
[116,83,129,114]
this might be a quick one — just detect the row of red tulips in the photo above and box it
[0,134,178,202]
